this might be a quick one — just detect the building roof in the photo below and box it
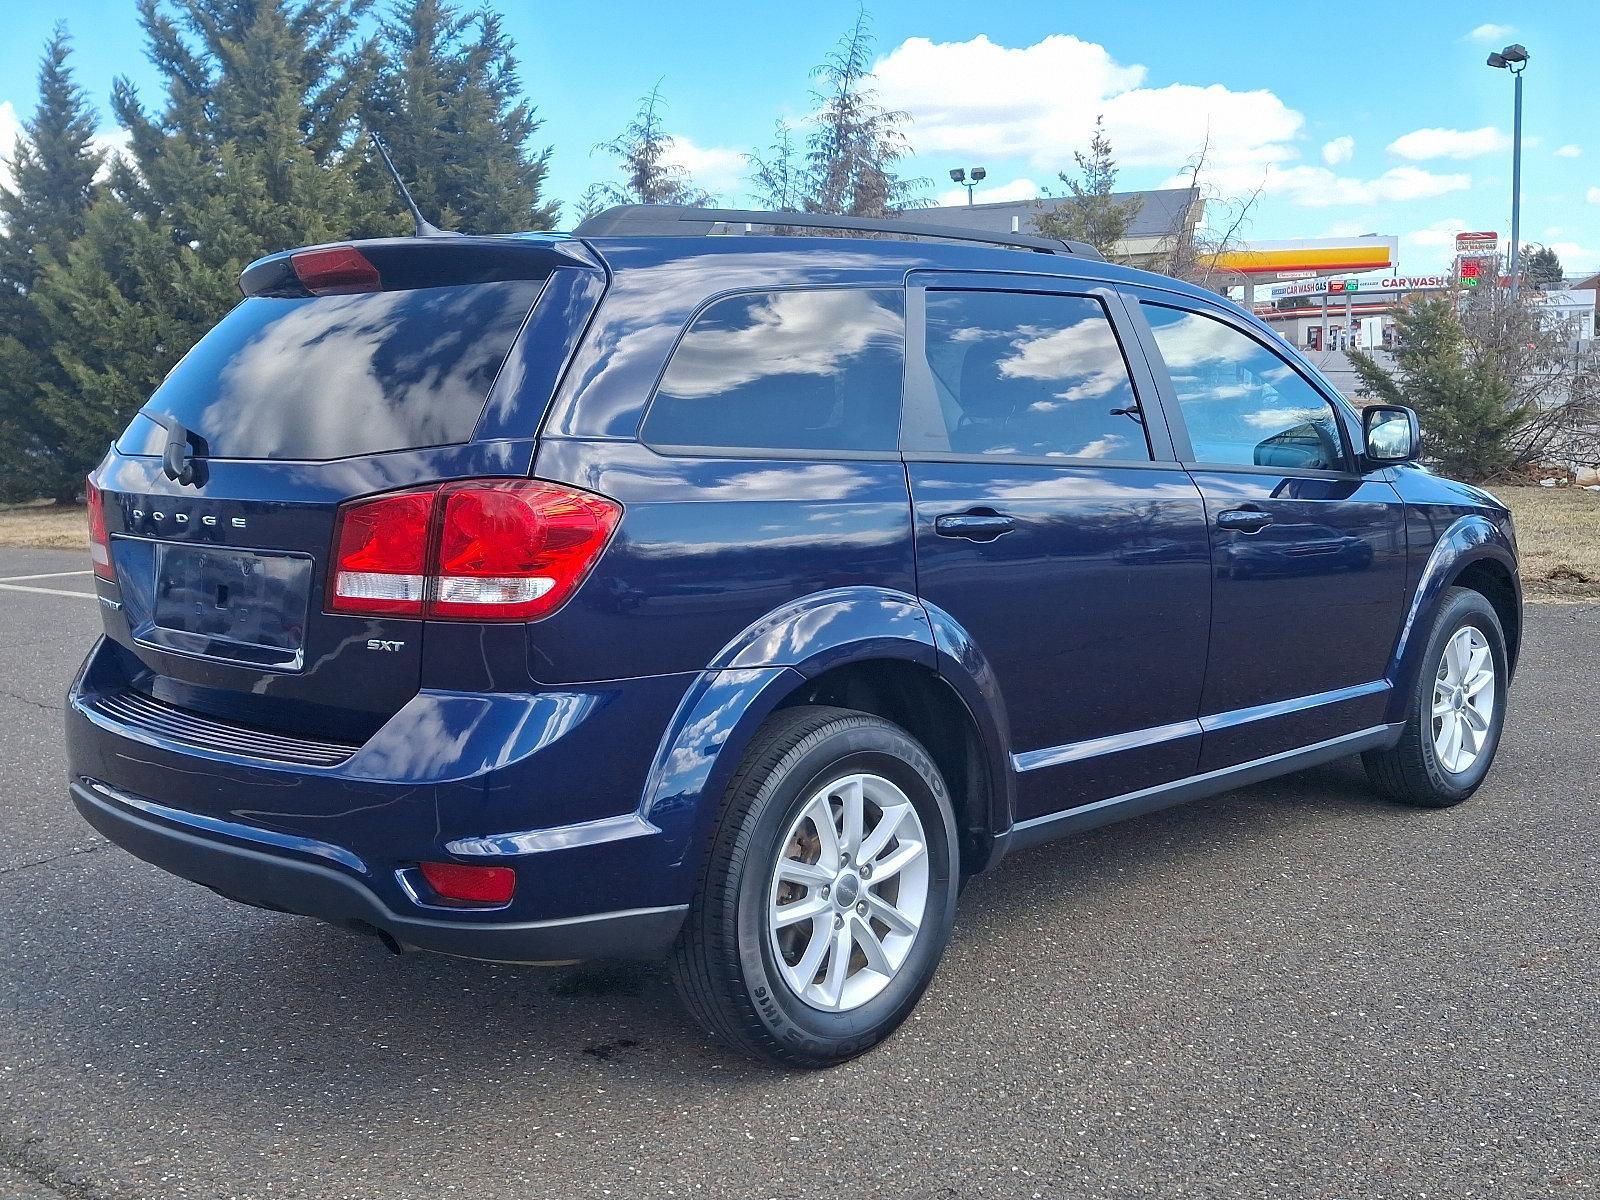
[897,187,1201,241]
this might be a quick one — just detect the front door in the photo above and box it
[1126,292,1409,770]
[902,275,1212,820]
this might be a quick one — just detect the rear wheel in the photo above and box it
[1364,586,1508,807]
[670,706,959,1068]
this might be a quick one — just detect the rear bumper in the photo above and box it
[72,778,686,962]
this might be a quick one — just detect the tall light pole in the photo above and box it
[948,166,987,206]
[1486,43,1529,297]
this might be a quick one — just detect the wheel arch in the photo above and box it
[640,588,1016,890]
[1386,514,1522,724]
[1449,556,1521,675]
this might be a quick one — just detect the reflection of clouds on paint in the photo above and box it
[658,289,901,398]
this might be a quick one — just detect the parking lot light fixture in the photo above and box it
[1486,43,1529,297]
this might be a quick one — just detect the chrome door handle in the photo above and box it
[935,511,1017,541]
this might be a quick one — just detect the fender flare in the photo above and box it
[638,586,1016,881]
[1384,513,1520,724]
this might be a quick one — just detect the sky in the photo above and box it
[1,0,1596,276]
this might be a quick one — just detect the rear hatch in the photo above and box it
[87,235,602,745]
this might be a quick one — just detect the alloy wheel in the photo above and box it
[766,772,930,1012]
[1432,625,1496,774]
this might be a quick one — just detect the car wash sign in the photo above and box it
[1267,274,1451,301]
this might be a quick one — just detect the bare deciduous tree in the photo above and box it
[1154,131,1265,289]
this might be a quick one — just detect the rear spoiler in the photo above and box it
[240,235,600,298]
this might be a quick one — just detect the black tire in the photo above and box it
[1363,586,1509,808]
[669,705,959,1068]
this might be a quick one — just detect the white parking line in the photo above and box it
[0,569,93,583]
[0,582,99,599]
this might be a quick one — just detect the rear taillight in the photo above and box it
[86,480,114,580]
[327,479,620,622]
[328,488,434,616]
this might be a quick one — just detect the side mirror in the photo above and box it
[1363,405,1419,463]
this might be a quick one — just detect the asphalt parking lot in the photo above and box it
[0,546,1595,1200]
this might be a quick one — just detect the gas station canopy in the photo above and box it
[1204,235,1399,289]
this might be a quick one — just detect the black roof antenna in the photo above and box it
[368,130,457,238]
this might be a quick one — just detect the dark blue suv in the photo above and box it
[67,205,1521,1067]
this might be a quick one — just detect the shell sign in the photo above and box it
[1204,236,1398,276]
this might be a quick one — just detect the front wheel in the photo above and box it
[670,706,959,1068]
[1364,586,1509,807]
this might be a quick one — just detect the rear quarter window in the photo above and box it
[119,279,544,461]
[642,288,905,454]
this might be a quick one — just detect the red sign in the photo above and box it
[1455,231,1498,249]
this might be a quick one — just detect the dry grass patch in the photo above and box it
[0,501,88,551]
[1496,486,1600,599]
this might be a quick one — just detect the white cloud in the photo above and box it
[934,176,1040,206]
[1465,23,1515,43]
[0,100,20,194]
[1169,162,1470,208]
[661,135,745,198]
[91,127,131,183]
[1555,144,1581,158]
[874,34,1302,177]
[1322,136,1354,166]
[1587,186,1600,205]
[1545,241,1599,272]
[1404,217,1469,248]
[1388,126,1509,161]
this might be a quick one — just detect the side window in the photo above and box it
[1141,303,1347,471]
[643,288,904,453]
[920,290,1150,460]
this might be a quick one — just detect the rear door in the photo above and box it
[903,272,1212,820]
[1121,287,1408,770]
[90,239,600,742]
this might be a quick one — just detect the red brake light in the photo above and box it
[291,246,382,296]
[430,480,621,621]
[328,489,434,616]
[86,480,114,580]
[326,480,620,621]
[419,861,516,905]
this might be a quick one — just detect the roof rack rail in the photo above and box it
[571,204,1104,261]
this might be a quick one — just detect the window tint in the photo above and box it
[1142,303,1346,471]
[118,280,545,461]
[643,288,905,453]
[921,290,1149,460]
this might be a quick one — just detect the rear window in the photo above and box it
[642,288,905,454]
[119,279,544,461]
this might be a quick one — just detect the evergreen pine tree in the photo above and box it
[590,82,712,207]
[747,120,801,212]
[0,25,104,502]
[801,7,924,216]
[1349,294,1530,481]
[1522,244,1564,290]
[365,0,557,232]
[32,0,386,485]
[1035,116,1143,259]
